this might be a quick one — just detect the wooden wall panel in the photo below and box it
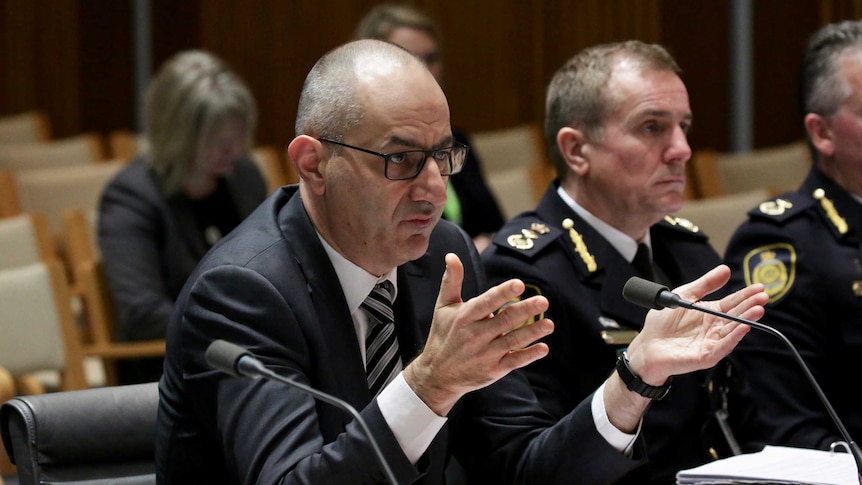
[3,0,862,153]
[0,0,81,138]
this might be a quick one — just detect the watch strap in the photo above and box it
[615,351,672,400]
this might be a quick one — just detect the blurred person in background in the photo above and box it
[355,3,505,252]
[98,49,267,384]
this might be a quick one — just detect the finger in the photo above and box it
[497,316,554,353]
[498,339,551,372]
[492,296,550,336]
[674,264,731,302]
[436,253,466,308]
[718,282,768,317]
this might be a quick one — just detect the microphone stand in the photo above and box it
[674,296,862,483]
[235,356,400,485]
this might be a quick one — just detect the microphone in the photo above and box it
[205,340,399,485]
[622,277,862,482]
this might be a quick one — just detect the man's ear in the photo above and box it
[557,127,590,176]
[804,113,835,158]
[287,135,327,195]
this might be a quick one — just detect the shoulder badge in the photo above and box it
[506,222,551,250]
[758,198,793,216]
[813,188,848,234]
[562,218,597,272]
[664,215,700,233]
[742,243,796,303]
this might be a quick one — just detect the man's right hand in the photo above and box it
[403,252,554,416]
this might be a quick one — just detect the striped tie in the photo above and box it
[363,281,401,397]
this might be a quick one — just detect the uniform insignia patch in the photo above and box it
[664,215,700,233]
[813,188,848,234]
[758,198,793,216]
[506,224,550,250]
[743,243,796,303]
[562,218,597,272]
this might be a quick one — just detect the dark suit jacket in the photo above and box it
[482,182,731,484]
[98,156,267,383]
[156,185,646,484]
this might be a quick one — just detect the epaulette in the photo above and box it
[493,217,562,259]
[746,192,813,225]
[658,215,709,240]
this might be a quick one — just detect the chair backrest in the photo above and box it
[671,188,772,256]
[1,382,158,485]
[251,145,291,193]
[59,208,165,385]
[0,133,107,170]
[470,123,553,219]
[107,129,148,161]
[0,111,51,144]
[0,213,55,270]
[0,261,87,392]
[689,141,811,198]
[8,160,125,237]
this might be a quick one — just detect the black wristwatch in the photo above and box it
[615,351,672,400]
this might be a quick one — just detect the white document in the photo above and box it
[676,445,859,485]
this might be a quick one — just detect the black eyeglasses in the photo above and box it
[317,137,468,181]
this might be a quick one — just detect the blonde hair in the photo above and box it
[353,3,441,44]
[144,50,257,196]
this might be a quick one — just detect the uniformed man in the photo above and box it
[723,20,862,452]
[482,40,739,484]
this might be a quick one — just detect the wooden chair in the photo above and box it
[470,123,553,219]
[0,366,13,479]
[0,261,89,395]
[671,188,772,256]
[0,212,56,271]
[0,160,124,241]
[62,208,166,386]
[0,110,51,144]
[251,145,292,193]
[107,129,147,161]
[688,141,811,199]
[0,133,108,170]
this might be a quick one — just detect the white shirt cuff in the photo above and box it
[591,382,639,455]
[378,373,448,464]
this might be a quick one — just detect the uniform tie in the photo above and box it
[362,281,401,397]
[632,243,655,281]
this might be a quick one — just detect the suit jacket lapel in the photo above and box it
[279,190,370,409]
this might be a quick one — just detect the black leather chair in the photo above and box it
[0,382,158,485]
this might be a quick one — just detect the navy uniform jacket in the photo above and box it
[156,185,648,485]
[482,182,730,484]
[99,156,267,383]
[724,167,862,451]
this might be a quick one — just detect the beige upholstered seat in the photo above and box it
[0,133,107,170]
[0,160,124,237]
[0,262,89,394]
[689,141,811,199]
[470,123,553,220]
[0,110,51,144]
[252,145,294,193]
[671,188,772,256]
[0,213,55,270]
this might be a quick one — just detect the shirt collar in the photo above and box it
[317,233,398,315]
[556,186,651,262]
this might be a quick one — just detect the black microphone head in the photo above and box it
[623,276,671,310]
[205,339,252,377]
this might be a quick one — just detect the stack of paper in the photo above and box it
[676,445,859,485]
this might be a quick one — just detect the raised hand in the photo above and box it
[404,253,553,416]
